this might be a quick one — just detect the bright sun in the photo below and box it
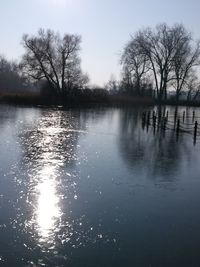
[50,0,67,7]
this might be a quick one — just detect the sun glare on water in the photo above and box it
[37,166,61,239]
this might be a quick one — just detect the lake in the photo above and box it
[0,104,200,267]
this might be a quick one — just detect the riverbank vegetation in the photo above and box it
[0,24,200,107]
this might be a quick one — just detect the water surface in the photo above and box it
[0,104,200,266]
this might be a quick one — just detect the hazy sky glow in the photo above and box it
[1,0,200,85]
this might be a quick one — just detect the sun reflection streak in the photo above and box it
[24,111,81,249]
[33,121,64,244]
[36,166,61,240]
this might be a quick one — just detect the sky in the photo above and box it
[0,0,200,86]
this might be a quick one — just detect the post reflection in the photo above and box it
[118,107,192,180]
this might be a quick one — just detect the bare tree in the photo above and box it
[105,74,118,94]
[121,23,200,102]
[133,24,195,101]
[121,38,149,95]
[120,66,134,94]
[185,73,200,102]
[172,36,200,101]
[21,29,88,96]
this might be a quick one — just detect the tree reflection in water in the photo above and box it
[118,107,192,181]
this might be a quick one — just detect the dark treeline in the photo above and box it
[1,23,200,106]
[0,56,33,94]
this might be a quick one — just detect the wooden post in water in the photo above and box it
[142,112,146,129]
[147,111,150,125]
[146,111,150,132]
[183,111,185,123]
[163,109,166,118]
[174,109,177,122]
[142,111,146,121]
[157,109,162,126]
[153,115,157,134]
[164,117,168,137]
[153,113,156,126]
[176,119,180,134]
[164,117,167,131]
[166,110,168,121]
[192,111,195,122]
[162,117,167,136]
[176,118,180,141]
[194,121,198,145]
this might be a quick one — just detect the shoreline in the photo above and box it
[0,94,200,108]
